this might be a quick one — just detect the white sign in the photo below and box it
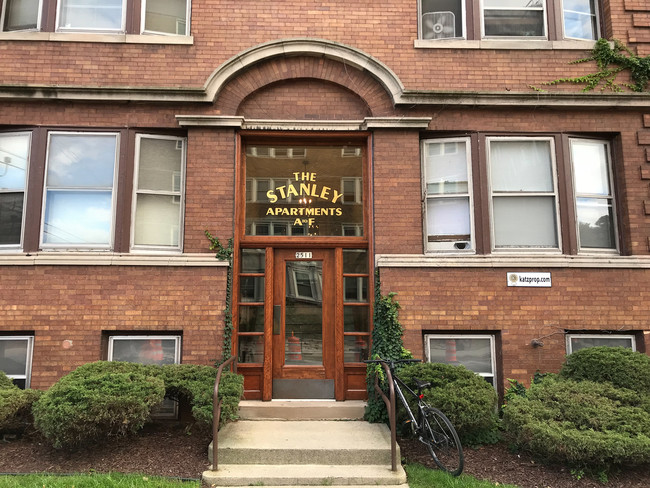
[507,272,551,287]
[295,252,312,259]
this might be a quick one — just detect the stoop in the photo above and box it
[202,401,408,488]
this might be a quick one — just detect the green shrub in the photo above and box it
[32,361,244,448]
[0,385,42,434]
[33,362,166,448]
[502,376,650,470]
[157,363,243,427]
[397,362,499,445]
[560,346,650,394]
[0,371,16,389]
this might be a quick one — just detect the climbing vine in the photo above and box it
[205,230,234,366]
[365,271,412,423]
[533,38,650,93]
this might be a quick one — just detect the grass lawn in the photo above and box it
[405,463,520,488]
[0,473,200,487]
[0,465,517,488]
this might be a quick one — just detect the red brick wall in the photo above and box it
[380,266,650,391]
[0,0,643,92]
[0,266,227,390]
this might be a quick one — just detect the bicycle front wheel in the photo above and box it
[421,406,464,476]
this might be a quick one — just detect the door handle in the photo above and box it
[273,305,281,335]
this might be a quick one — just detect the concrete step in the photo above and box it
[202,464,407,487]
[238,400,366,420]
[209,420,397,465]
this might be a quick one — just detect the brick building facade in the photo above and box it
[1,0,650,400]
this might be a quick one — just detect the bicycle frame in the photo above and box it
[392,373,427,434]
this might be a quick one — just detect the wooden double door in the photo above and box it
[271,249,337,399]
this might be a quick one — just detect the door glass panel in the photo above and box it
[285,260,323,365]
[241,249,265,273]
[343,250,368,273]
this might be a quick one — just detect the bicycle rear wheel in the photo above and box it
[421,406,464,476]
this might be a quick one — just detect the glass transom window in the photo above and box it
[245,144,364,237]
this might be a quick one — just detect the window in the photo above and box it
[108,335,181,417]
[2,0,40,31]
[1,0,192,35]
[420,0,465,39]
[41,132,119,249]
[57,0,125,32]
[132,135,185,251]
[563,0,598,40]
[0,336,34,389]
[341,177,362,204]
[423,138,473,252]
[482,0,546,38]
[418,0,599,42]
[0,132,31,249]
[142,0,190,35]
[566,334,636,354]
[426,334,496,387]
[569,139,617,252]
[488,138,559,250]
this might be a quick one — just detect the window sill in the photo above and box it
[0,31,194,45]
[376,253,650,269]
[0,252,227,267]
[414,39,597,50]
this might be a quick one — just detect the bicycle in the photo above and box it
[365,358,464,476]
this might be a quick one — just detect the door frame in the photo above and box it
[270,248,337,398]
[233,132,373,401]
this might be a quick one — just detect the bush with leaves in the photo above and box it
[398,362,499,445]
[560,346,650,395]
[0,371,42,434]
[503,374,650,472]
[33,362,166,448]
[157,363,243,427]
[33,361,244,448]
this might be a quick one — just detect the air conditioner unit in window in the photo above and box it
[422,11,456,40]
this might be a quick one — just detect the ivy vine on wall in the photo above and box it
[205,230,234,366]
[532,38,650,93]
[365,271,412,423]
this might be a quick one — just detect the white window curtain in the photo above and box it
[132,136,185,250]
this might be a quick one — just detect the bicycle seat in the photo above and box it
[413,378,431,390]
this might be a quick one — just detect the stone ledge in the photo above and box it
[375,254,650,269]
[0,252,228,267]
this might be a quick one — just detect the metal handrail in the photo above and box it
[212,355,237,470]
[372,362,397,472]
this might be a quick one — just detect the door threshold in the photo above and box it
[270,398,336,402]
